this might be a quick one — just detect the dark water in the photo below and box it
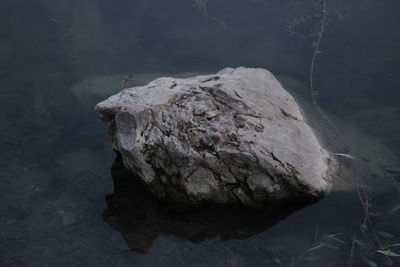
[1,0,400,266]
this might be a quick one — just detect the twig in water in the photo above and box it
[193,0,230,30]
[308,0,386,258]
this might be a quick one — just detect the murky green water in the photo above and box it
[1,0,400,266]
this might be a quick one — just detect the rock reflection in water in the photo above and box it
[103,155,319,253]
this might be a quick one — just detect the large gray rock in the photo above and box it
[95,67,337,206]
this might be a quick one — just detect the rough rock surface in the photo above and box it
[95,67,337,206]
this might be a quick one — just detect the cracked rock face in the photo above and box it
[95,67,336,206]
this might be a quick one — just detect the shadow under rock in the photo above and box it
[103,155,319,253]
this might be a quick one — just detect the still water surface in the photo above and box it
[1,0,400,266]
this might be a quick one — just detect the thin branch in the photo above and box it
[309,0,385,257]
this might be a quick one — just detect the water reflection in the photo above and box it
[103,155,319,253]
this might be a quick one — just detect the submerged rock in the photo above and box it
[95,67,337,206]
[73,72,200,107]
[278,76,400,192]
[350,107,400,155]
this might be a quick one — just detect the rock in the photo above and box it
[95,67,337,206]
